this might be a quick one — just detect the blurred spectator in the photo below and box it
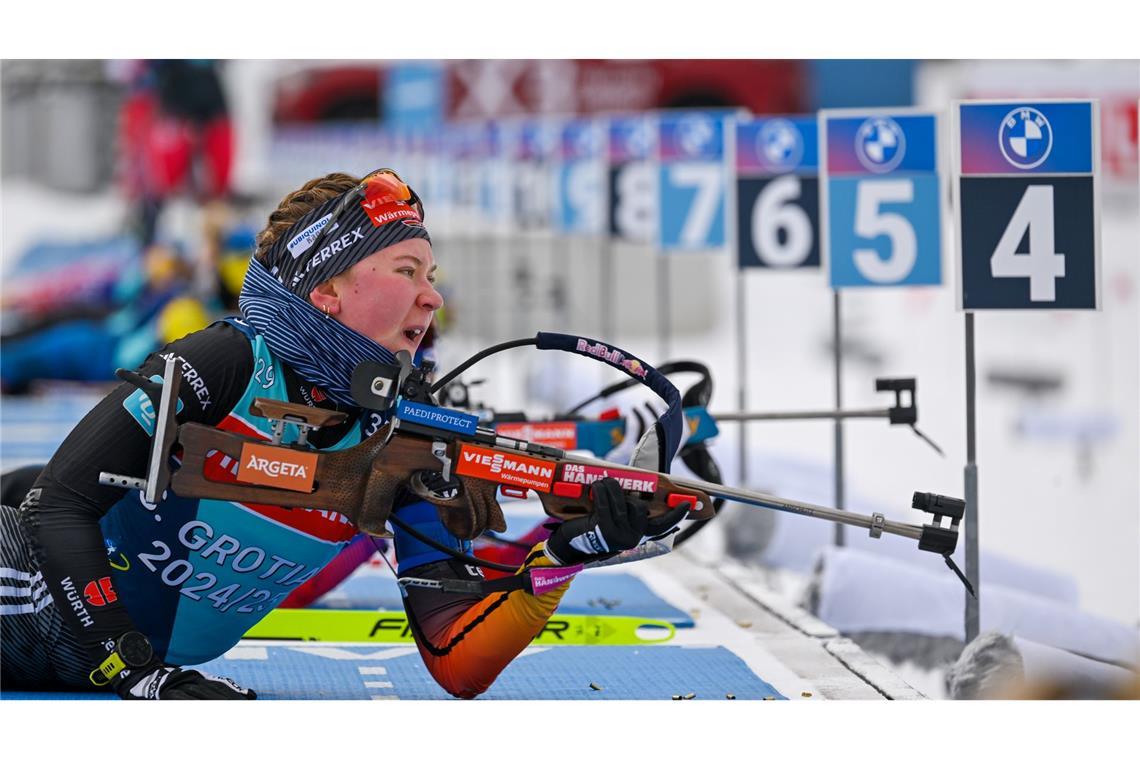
[0,243,209,393]
[112,60,233,247]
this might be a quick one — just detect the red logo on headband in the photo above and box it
[360,200,421,228]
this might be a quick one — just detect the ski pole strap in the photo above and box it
[534,332,683,469]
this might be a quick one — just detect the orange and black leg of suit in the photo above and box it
[401,542,571,699]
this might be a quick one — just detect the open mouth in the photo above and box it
[403,327,425,342]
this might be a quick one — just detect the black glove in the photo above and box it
[544,478,687,565]
[116,664,256,700]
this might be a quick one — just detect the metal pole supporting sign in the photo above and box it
[732,114,821,487]
[952,98,1102,644]
[819,106,945,546]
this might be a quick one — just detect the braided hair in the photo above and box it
[253,173,361,265]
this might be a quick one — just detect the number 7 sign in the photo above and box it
[658,110,728,252]
[953,100,1102,310]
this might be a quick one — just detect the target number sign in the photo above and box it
[820,109,943,288]
[607,114,659,244]
[512,119,559,230]
[557,118,606,235]
[657,111,729,251]
[735,116,819,269]
[953,100,1101,310]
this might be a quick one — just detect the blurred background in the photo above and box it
[2,59,1137,695]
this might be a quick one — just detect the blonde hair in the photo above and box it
[253,173,360,264]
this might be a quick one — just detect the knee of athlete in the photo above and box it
[428,659,494,700]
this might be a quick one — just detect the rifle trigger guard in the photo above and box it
[409,471,462,502]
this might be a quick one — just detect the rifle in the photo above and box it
[99,332,972,596]
[444,362,942,547]
[438,359,723,548]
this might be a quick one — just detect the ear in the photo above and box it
[308,279,341,316]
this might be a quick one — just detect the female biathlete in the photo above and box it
[0,170,683,699]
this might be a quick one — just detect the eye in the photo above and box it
[397,267,416,279]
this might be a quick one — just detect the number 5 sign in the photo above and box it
[953,100,1101,310]
[820,108,943,288]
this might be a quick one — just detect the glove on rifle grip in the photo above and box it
[356,461,404,536]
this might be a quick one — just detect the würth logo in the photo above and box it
[83,576,118,607]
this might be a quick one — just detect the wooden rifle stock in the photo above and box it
[172,400,712,540]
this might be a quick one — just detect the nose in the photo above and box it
[419,280,444,312]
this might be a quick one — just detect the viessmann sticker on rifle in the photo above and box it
[455,444,555,493]
[560,463,659,493]
[236,443,318,493]
[494,421,579,450]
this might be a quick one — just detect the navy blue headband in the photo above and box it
[263,178,431,298]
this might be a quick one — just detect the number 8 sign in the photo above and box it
[820,108,943,288]
[953,100,1101,310]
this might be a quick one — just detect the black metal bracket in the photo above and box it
[876,377,917,426]
[911,490,975,597]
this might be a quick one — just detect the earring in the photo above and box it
[322,305,330,320]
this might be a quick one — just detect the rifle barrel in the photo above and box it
[559,451,925,542]
[712,409,890,422]
[668,476,924,541]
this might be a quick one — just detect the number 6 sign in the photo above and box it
[953,100,1101,310]
[820,108,943,288]
[735,115,820,269]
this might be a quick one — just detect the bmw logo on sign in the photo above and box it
[855,117,907,173]
[626,119,655,158]
[757,118,804,172]
[677,113,715,157]
[998,107,1054,170]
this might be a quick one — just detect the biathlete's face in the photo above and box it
[309,238,442,355]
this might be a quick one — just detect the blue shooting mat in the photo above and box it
[315,569,695,628]
[0,644,783,700]
[0,391,104,470]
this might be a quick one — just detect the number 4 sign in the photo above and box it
[953,100,1102,310]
